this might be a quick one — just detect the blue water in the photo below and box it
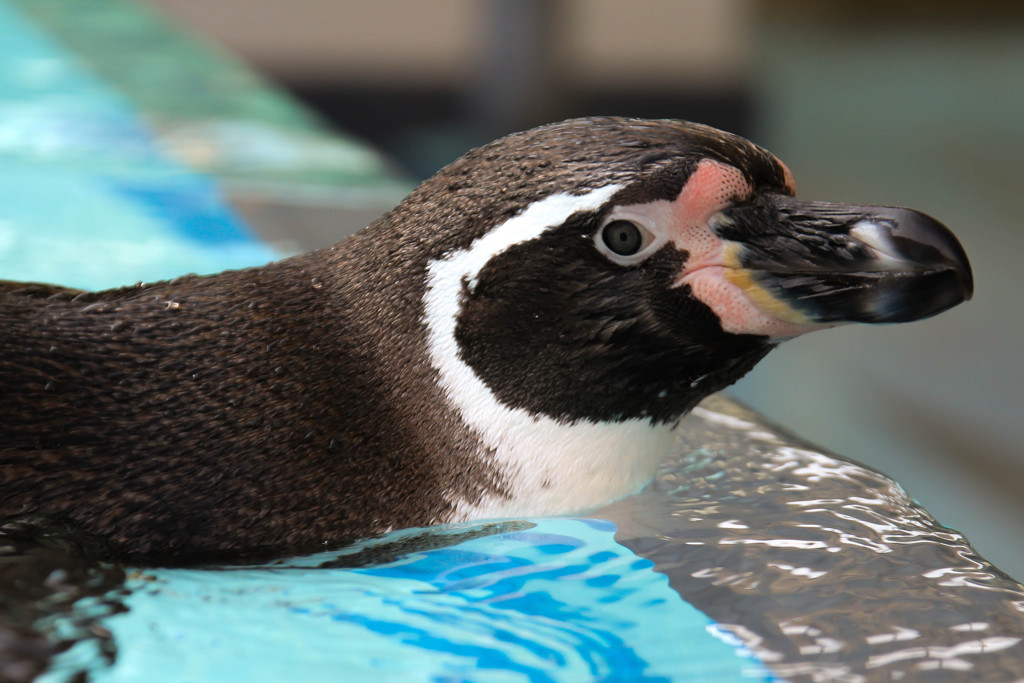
[44,520,768,682]
[0,0,277,291]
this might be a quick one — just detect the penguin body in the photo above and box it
[0,118,972,559]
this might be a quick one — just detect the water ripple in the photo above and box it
[600,395,1024,681]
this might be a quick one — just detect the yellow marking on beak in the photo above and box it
[720,242,815,325]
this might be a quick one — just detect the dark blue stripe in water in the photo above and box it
[334,611,670,683]
[108,179,260,245]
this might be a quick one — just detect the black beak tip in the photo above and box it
[954,244,974,303]
[738,197,976,326]
[891,207,974,304]
[959,264,974,302]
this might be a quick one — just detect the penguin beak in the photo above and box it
[710,194,974,326]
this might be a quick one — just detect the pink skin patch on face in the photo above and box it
[667,159,831,340]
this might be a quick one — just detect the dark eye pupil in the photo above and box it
[602,220,643,256]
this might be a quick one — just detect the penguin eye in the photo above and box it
[601,220,644,255]
[595,218,659,265]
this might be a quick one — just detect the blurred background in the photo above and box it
[12,0,1024,578]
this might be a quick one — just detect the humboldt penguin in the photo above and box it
[0,118,973,560]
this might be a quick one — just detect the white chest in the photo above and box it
[451,411,677,521]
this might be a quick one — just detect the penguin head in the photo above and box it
[402,118,972,426]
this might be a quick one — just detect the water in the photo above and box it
[603,397,1024,680]
[4,396,1020,682]
[39,520,762,683]
[0,0,279,292]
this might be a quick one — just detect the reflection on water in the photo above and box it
[5,395,1024,681]
[599,395,1024,680]
[0,518,125,682]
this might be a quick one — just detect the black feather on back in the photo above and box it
[0,256,501,560]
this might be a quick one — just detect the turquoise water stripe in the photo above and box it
[0,0,277,290]
[0,163,256,290]
[0,160,275,290]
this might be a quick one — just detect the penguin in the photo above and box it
[0,118,973,561]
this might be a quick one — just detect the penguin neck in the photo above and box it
[453,414,677,521]
[419,186,678,519]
